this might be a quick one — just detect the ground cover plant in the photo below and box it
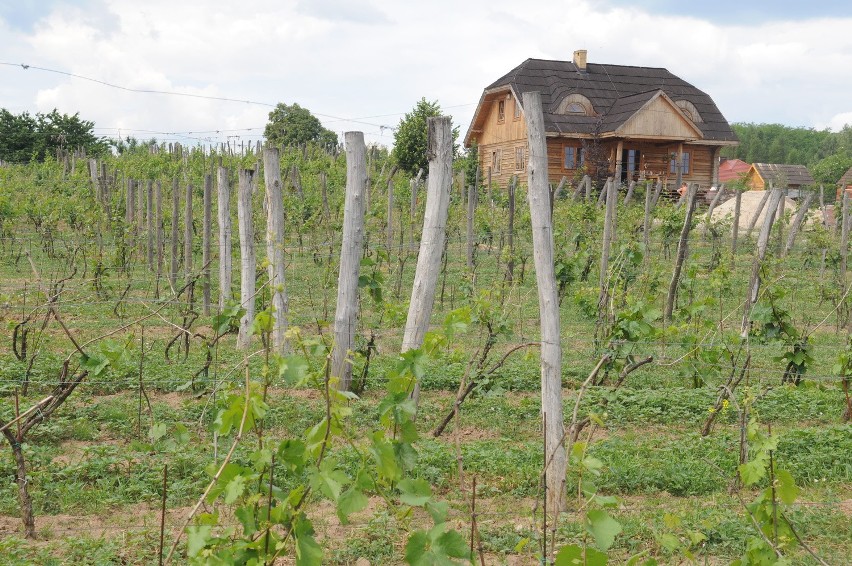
[0,140,849,565]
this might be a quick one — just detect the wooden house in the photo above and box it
[744,163,815,197]
[463,50,738,193]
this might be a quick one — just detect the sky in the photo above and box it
[2,0,852,149]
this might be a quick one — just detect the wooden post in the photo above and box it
[386,176,395,251]
[651,179,664,209]
[523,91,566,516]
[217,167,233,309]
[127,180,136,249]
[331,133,367,389]
[466,182,477,270]
[742,188,783,335]
[840,191,850,284]
[184,183,193,281]
[643,180,653,253]
[664,184,698,323]
[320,171,331,220]
[613,140,624,190]
[745,187,772,237]
[702,185,726,233]
[819,184,828,227]
[403,117,453,410]
[146,181,154,269]
[262,148,290,354]
[584,174,593,201]
[623,180,636,206]
[237,169,256,350]
[507,177,516,284]
[784,189,814,256]
[170,179,180,289]
[202,174,213,315]
[599,177,616,307]
[156,181,164,292]
[731,189,743,257]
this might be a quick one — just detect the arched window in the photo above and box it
[675,100,703,124]
[556,94,594,116]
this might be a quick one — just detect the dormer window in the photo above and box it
[556,94,594,116]
[675,100,703,123]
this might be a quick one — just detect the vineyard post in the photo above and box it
[702,184,726,236]
[643,179,653,254]
[127,179,136,250]
[156,181,164,296]
[331,132,367,390]
[320,171,330,220]
[137,176,145,245]
[386,174,395,251]
[202,174,213,316]
[523,90,567,516]
[170,179,180,289]
[147,180,154,269]
[599,176,616,313]
[237,169,256,349]
[262,148,290,354]
[651,179,664,208]
[775,187,788,254]
[741,188,783,335]
[403,117,453,411]
[784,188,814,256]
[467,178,477,270]
[818,184,828,227]
[745,186,772,238]
[840,190,850,284]
[184,183,193,282]
[732,188,743,257]
[664,183,698,323]
[217,166,233,309]
[507,176,516,284]
[623,180,636,206]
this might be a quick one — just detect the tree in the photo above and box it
[0,108,106,163]
[392,98,458,177]
[812,153,852,184]
[264,102,338,149]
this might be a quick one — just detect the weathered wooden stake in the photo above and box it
[784,189,814,256]
[599,177,616,308]
[236,170,256,350]
[745,187,772,238]
[202,174,213,315]
[156,181,164,294]
[731,188,743,257]
[523,91,566,516]
[184,183,193,282]
[262,148,290,354]
[331,133,367,389]
[742,188,783,336]
[403,117,453,410]
[217,167,233,309]
[664,184,698,323]
[466,181,477,270]
[170,179,180,289]
[386,175,395,251]
[146,180,154,269]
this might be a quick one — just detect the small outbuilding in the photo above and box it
[837,166,852,198]
[744,163,815,198]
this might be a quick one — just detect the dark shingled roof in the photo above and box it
[480,58,737,142]
[838,166,852,186]
[752,163,815,187]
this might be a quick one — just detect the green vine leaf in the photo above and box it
[555,544,608,566]
[586,509,622,552]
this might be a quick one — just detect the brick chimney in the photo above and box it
[573,49,587,71]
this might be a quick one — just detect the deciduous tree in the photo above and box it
[264,102,338,148]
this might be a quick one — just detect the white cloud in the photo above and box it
[2,0,851,148]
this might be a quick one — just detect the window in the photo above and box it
[567,102,585,113]
[670,151,691,175]
[497,100,506,122]
[513,99,522,119]
[556,94,594,116]
[564,145,585,170]
[564,146,576,169]
[515,146,525,171]
[492,149,502,174]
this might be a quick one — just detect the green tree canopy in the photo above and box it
[264,102,338,149]
[392,98,458,177]
[0,108,107,163]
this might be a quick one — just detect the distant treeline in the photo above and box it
[722,123,852,183]
[0,108,109,164]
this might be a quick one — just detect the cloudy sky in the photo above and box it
[2,0,852,149]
